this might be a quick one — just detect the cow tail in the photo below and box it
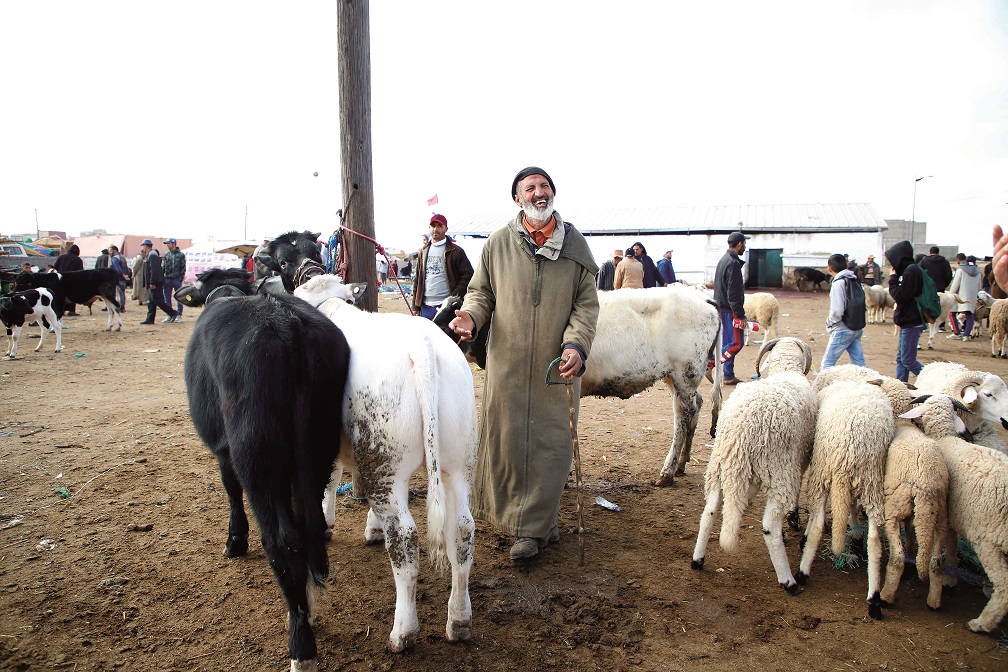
[708,308,723,438]
[416,338,449,570]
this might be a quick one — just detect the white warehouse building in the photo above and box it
[450,203,890,289]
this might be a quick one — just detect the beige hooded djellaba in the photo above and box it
[461,212,599,539]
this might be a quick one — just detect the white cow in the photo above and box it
[1,288,64,359]
[294,275,477,653]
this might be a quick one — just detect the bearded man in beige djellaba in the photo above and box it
[451,166,599,561]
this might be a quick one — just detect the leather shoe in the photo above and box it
[509,538,539,560]
[723,377,742,386]
[541,525,560,549]
[140,320,154,325]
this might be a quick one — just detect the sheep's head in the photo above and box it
[942,371,1008,430]
[901,394,973,440]
[755,337,812,378]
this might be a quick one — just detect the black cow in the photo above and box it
[15,268,123,331]
[432,295,489,369]
[257,231,327,292]
[179,266,351,671]
[1,288,64,359]
[793,267,829,292]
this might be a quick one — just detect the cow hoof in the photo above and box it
[290,658,318,672]
[387,632,418,653]
[783,580,803,595]
[447,620,472,642]
[690,558,704,570]
[223,535,248,557]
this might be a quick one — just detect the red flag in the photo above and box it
[427,193,438,206]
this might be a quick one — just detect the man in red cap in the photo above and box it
[411,213,474,319]
[450,166,599,561]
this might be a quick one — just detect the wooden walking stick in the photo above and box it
[545,356,585,565]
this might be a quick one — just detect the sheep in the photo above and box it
[925,292,958,349]
[901,394,1008,633]
[914,362,1008,454]
[434,284,724,486]
[865,284,894,324]
[811,364,948,611]
[989,298,1008,358]
[743,292,779,346]
[970,290,995,338]
[691,337,817,594]
[795,380,893,619]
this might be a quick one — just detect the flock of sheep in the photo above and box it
[690,334,1008,634]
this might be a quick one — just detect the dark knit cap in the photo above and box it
[511,166,556,199]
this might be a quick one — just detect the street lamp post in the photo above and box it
[911,175,933,249]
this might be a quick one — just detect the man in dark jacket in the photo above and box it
[412,214,474,319]
[94,249,110,269]
[632,242,664,288]
[859,255,882,286]
[713,232,748,385]
[919,246,953,331]
[885,240,925,382]
[139,239,178,325]
[919,246,953,291]
[54,243,84,315]
[161,238,186,322]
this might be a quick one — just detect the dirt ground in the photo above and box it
[1,288,1006,672]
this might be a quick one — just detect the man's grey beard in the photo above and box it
[520,196,555,224]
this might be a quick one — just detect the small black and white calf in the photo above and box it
[1,288,64,359]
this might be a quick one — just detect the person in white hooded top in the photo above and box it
[948,254,982,340]
[820,253,867,370]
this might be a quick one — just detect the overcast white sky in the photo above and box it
[2,1,1006,256]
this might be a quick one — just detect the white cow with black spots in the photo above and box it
[1,288,63,359]
[294,274,478,653]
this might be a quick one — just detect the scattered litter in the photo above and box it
[633,393,642,398]
[142,349,160,353]
[335,482,353,495]
[55,487,70,499]
[0,432,15,437]
[716,567,725,573]
[594,495,621,512]
[127,523,154,532]
[36,539,55,551]
[73,353,86,358]
[0,515,22,530]
[55,473,62,479]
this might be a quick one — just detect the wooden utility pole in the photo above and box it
[337,0,378,312]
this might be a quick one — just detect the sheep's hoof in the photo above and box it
[786,509,802,531]
[653,473,675,488]
[868,594,883,620]
[782,581,803,596]
[795,571,809,586]
[690,558,704,570]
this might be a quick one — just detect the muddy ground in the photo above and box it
[1,288,1006,671]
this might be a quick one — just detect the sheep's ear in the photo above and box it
[899,406,926,420]
[867,378,883,387]
[906,382,918,391]
[959,385,979,408]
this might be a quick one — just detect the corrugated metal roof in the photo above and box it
[451,203,888,238]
